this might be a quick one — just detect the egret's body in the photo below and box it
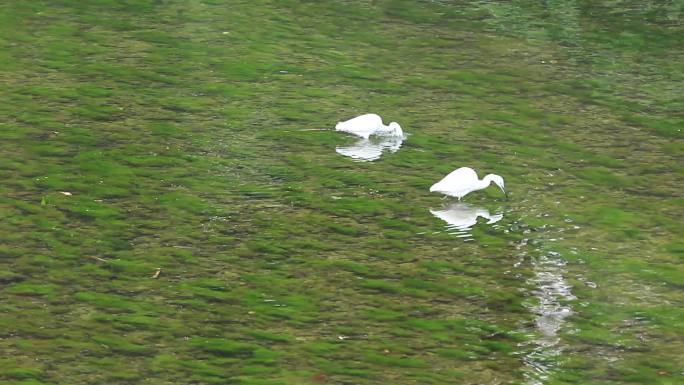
[430,167,506,200]
[335,113,403,139]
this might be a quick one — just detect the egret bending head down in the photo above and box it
[386,122,403,137]
[335,113,404,139]
[430,167,507,200]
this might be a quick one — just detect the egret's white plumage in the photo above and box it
[335,113,403,139]
[430,167,506,200]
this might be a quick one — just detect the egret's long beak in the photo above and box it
[499,186,508,199]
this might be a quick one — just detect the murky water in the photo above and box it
[0,1,682,384]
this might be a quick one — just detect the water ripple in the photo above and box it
[523,251,576,385]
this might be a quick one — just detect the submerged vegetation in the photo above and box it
[0,1,681,384]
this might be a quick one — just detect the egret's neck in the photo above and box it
[480,174,496,189]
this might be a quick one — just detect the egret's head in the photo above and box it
[429,182,440,193]
[388,122,403,137]
[487,174,506,196]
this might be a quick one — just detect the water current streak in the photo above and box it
[523,251,575,385]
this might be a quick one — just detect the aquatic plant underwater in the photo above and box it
[0,1,682,384]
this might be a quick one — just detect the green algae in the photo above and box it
[0,0,682,385]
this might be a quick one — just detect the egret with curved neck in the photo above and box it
[430,167,507,200]
[335,113,403,139]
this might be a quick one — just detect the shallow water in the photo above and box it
[0,1,682,384]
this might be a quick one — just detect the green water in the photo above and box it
[1,1,682,384]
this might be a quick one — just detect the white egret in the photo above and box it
[430,167,506,200]
[336,135,403,162]
[335,113,403,139]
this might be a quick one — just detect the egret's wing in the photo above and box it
[335,114,382,131]
[441,167,478,184]
[346,113,382,125]
[432,167,479,196]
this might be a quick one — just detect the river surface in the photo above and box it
[0,1,682,384]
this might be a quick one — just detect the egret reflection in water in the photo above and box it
[429,202,503,239]
[335,134,404,162]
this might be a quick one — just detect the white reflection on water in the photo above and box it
[523,251,576,385]
[429,202,503,240]
[335,134,404,162]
